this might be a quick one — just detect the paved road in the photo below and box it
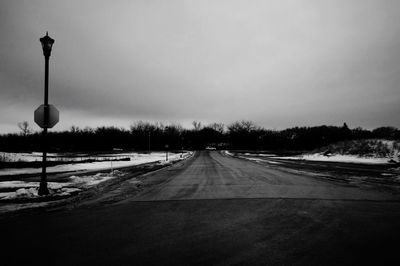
[126,151,399,201]
[1,151,400,265]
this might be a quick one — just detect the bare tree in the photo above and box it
[70,125,80,133]
[192,121,202,131]
[208,122,225,134]
[227,120,258,133]
[18,121,31,136]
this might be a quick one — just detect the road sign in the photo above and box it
[34,104,59,128]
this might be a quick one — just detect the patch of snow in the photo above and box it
[239,156,282,165]
[256,153,276,157]
[223,150,234,156]
[0,187,39,199]
[0,180,37,188]
[264,160,282,165]
[69,173,115,187]
[57,187,81,196]
[243,157,264,162]
[242,153,276,157]
[16,187,38,197]
[0,191,18,198]
[129,178,141,185]
[0,172,122,200]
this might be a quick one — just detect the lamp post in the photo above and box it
[148,131,151,153]
[38,32,55,196]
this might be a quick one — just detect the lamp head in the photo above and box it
[40,32,55,57]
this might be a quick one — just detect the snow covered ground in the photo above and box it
[0,151,191,176]
[0,171,122,201]
[242,152,276,157]
[0,151,84,162]
[224,150,396,164]
[0,151,193,203]
[274,154,393,164]
[274,139,399,164]
[223,151,235,156]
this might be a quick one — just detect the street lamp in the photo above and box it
[38,32,55,196]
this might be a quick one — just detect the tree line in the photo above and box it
[1,121,399,152]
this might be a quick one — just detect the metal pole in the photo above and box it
[148,131,151,153]
[44,55,49,105]
[38,55,49,195]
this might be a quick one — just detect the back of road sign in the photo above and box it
[34,104,59,128]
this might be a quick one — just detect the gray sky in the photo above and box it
[1,0,399,133]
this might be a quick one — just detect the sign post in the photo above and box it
[36,32,57,196]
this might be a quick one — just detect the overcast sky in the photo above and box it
[1,0,399,133]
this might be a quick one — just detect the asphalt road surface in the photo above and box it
[1,151,400,265]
